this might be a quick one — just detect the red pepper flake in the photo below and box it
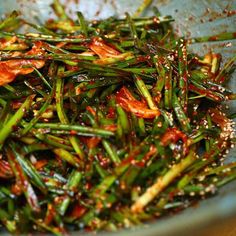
[85,182,92,190]
[103,124,117,132]
[44,204,56,225]
[106,107,116,119]
[34,159,48,170]
[87,137,101,149]
[70,203,87,219]
[70,130,77,135]
[66,64,80,71]
[168,189,179,201]
[11,182,22,196]
[86,106,96,117]
[208,36,218,41]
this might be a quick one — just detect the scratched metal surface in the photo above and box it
[0,1,236,235]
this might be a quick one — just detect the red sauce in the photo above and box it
[209,36,218,41]
[135,145,157,167]
[70,130,77,135]
[119,148,141,167]
[44,204,56,225]
[70,204,87,219]
[87,137,101,149]
[106,107,116,119]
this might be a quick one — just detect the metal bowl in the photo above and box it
[1,0,236,235]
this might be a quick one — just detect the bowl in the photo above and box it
[0,1,235,235]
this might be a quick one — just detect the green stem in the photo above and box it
[131,149,196,213]
[0,95,34,149]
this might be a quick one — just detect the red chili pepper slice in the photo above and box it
[89,37,120,59]
[116,87,160,119]
[0,41,45,86]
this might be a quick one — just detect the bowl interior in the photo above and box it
[0,1,236,235]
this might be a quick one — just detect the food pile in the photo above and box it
[0,0,235,234]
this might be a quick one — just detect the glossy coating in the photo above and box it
[0,1,236,235]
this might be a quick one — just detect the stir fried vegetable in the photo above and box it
[0,0,235,234]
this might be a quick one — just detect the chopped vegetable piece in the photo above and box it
[0,1,235,234]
